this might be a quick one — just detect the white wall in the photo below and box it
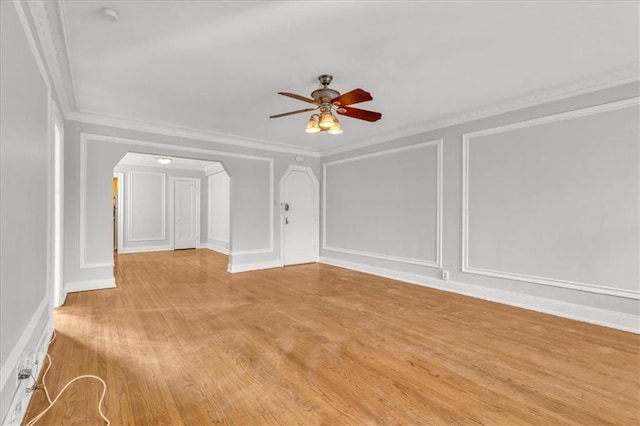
[0,2,54,422]
[207,170,230,254]
[114,164,205,254]
[324,140,441,268]
[321,82,640,332]
[63,122,321,286]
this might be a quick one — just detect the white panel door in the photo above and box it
[174,179,199,250]
[282,169,318,265]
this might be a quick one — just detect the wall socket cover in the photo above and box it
[442,270,450,280]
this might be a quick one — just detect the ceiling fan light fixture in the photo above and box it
[318,112,335,129]
[328,119,343,135]
[305,115,321,133]
[156,157,172,165]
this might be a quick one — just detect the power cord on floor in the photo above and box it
[24,330,111,426]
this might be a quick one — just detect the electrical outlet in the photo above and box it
[442,270,450,281]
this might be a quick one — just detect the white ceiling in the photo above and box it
[59,1,639,154]
[118,152,222,172]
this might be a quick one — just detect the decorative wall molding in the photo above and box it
[207,172,230,241]
[127,171,167,242]
[67,110,321,157]
[323,62,640,156]
[169,176,201,250]
[81,133,275,260]
[322,139,443,269]
[25,0,76,114]
[462,97,640,300]
[319,256,639,334]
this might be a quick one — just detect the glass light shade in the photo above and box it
[305,118,320,133]
[318,113,335,129]
[156,157,172,165]
[328,120,343,134]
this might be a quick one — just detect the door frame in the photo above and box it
[169,176,201,250]
[279,165,320,266]
[113,172,125,253]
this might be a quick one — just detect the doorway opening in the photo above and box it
[112,153,229,258]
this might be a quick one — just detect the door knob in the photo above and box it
[285,217,289,224]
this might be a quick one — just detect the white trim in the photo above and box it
[279,165,320,266]
[127,171,167,242]
[51,101,65,308]
[0,297,50,392]
[322,64,640,156]
[80,133,275,257]
[321,246,440,268]
[25,0,76,114]
[118,245,172,254]
[322,139,443,269]
[205,163,225,176]
[67,110,321,157]
[65,277,116,294]
[320,256,640,334]
[206,172,230,242]
[461,97,640,300]
[205,243,230,255]
[169,176,201,250]
[228,260,281,273]
[12,1,51,93]
[114,172,125,253]
[1,303,52,426]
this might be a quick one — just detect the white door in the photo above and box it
[174,179,199,250]
[282,168,318,265]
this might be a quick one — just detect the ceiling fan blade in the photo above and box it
[269,107,317,119]
[337,106,382,122]
[331,88,373,106]
[277,92,318,105]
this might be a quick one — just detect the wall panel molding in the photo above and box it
[320,256,639,334]
[127,170,166,242]
[322,139,443,269]
[81,133,274,258]
[462,97,640,300]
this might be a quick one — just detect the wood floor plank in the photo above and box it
[24,249,639,425]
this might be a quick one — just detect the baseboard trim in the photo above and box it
[204,243,229,255]
[1,297,53,425]
[228,260,281,273]
[118,245,172,254]
[319,256,639,334]
[65,277,116,294]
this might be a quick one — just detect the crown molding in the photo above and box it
[26,0,76,114]
[322,62,640,157]
[66,110,322,158]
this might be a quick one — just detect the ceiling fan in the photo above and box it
[269,74,382,134]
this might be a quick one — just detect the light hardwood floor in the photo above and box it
[24,249,639,425]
